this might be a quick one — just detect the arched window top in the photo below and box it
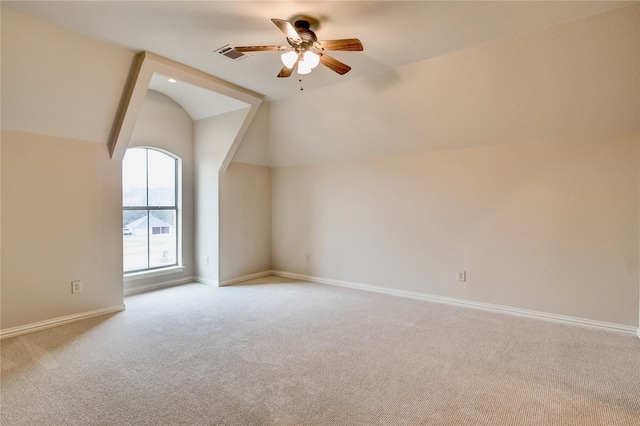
[123,147,179,208]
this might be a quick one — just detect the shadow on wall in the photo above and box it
[363,69,401,93]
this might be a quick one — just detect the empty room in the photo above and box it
[1,1,639,424]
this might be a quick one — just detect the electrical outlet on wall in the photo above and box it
[457,271,466,282]
[205,256,210,266]
[71,280,83,294]
[305,253,311,263]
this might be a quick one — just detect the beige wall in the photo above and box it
[126,90,195,291]
[219,162,271,281]
[1,6,133,330]
[1,130,124,329]
[272,136,639,325]
[270,5,640,326]
[194,109,249,283]
[194,117,220,282]
[218,103,272,282]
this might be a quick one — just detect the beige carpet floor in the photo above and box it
[1,275,640,425]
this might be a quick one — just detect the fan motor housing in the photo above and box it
[290,15,320,31]
[290,19,318,48]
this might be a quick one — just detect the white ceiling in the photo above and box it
[5,1,634,103]
[149,73,250,120]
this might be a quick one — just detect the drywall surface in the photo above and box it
[194,108,256,283]
[270,5,639,167]
[1,130,124,329]
[272,135,639,326]
[270,5,640,326]
[126,90,195,291]
[233,102,270,166]
[219,162,271,281]
[196,108,253,171]
[194,118,220,283]
[0,6,134,144]
[0,6,133,330]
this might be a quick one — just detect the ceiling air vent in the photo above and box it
[214,45,248,61]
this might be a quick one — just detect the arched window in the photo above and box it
[122,147,180,273]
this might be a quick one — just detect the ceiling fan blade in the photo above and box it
[319,54,352,75]
[271,18,300,40]
[277,66,294,78]
[318,39,364,51]
[234,45,284,52]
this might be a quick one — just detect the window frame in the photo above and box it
[122,146,181,275]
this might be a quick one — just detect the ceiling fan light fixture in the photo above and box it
[303,50,320,69]
[281,51,298,69]
[236,16,363,79]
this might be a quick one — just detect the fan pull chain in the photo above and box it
[299,78,304,91]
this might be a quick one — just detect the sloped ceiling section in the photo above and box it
[232,102,271,167]
[3,1,633,101]
[109,51,263,172]
[268,5,640,167]
[148,74,251,121]
[0,6,135,144]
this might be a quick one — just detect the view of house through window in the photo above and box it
[123,147,179,273]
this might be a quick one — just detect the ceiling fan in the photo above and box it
[234,16,363,78]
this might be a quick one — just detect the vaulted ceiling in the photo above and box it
[4,1,633,101]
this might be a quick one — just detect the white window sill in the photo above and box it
[124,265,185,282]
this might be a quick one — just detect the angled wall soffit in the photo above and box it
[108,51,263,172]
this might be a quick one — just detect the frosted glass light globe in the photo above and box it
[280,51,298,69]
[297,60,312,75]
[303,51,320,69]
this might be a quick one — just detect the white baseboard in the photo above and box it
[195,270,274,288]
[4,273,637,340]
[194,276,218,287]
[124,276,197,296]
[219,270,274,286]
[272,270,639,335]
[0,304,126,340]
